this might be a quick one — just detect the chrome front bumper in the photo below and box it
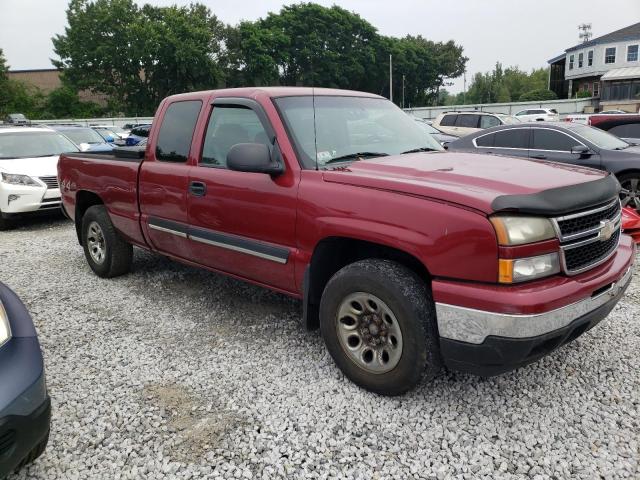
[436,265,633,345]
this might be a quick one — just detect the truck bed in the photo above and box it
[58,149,146,246]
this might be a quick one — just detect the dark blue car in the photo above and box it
[0,283,50,478]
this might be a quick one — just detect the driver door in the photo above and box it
[187,98,299,293]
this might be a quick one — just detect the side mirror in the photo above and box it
[227,143,283,175]
[78,142,91,152]
[571,145,592,156]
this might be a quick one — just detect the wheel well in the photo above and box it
[303,237,430,330]
[615,169,640,181]
[74,191,104,245]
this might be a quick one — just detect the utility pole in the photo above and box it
[389,55,393,103]
[402,75,405,109]
[463,71,467,105]
[578,23,592,43]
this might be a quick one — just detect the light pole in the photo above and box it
[389,54,393,103]
[402,75,405,109]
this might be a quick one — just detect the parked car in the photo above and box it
[125,124,151,146]
[514,108,559,122]
[600,110,628,114]
[622,207,640,243]
[447,122,640,210]
[49,126,114,153]
[432,111,520,137]
[2,114,30,126]
[587,114,640,145]
[59,87,634,396]
[0,282,50,478]
[0,127,78,229]
[413,118,458,147]
[91,125,129,143]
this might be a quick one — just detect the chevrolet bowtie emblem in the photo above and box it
[599,219,616,242]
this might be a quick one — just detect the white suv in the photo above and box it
[0,127,79,229]
[433,111,520,137]
[514,108,559,122]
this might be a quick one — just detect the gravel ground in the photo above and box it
[2,216,639,479]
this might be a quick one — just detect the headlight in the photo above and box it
[498,253,561,283]
[1,173,40,186]
[490,216,556,245]
[0,300,11,348]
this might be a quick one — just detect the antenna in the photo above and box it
[578,23,592,43]
[312,86,319,171]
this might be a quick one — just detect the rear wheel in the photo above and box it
[319,259,440,396]
[619,173,640,211]
[81,205,132,278]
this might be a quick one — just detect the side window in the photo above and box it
[456,114,479,128]
[155,101,202,162]
[201,106,271,168]
[531,129,580,151]
[475,133,495,147]
[609,124,640,138]
[439,114,457,126]
[480,115,501,129]
[493,129,529,149]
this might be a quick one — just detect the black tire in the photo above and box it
[81,205,132,278]
[617,172,640,211]
[0,210,14,231]
[15,430,49,471]
[319,259,440,396]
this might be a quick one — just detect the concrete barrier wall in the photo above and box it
[405,98,599,120]
[31,117,154,128]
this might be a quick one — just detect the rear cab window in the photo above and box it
[155,100,203,162]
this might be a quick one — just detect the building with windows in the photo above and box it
[548,22,640,112]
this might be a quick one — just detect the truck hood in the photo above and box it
[0,155,59,177]
[322,152,610,214]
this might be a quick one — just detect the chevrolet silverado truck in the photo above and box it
[58,87,635,395]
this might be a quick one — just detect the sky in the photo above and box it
[1,0,639,93]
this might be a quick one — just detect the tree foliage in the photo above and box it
[519,88,558,102]
[445,63,550,105]
[52,1,467,112]
[53,0,225,115]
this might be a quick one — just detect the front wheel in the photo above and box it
[319,259,440,396]
[81,205,132,278]
[619,173,640,211]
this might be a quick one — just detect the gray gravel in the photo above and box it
[2,216,639,479]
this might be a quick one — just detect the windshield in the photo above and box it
[59,128,105,145]
[0,131,79,159]
[414,120,440,135]
[274,96,443,168]
[566,123,629,150]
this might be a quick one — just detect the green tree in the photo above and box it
[53,0,225,115]
[519,89,558,101]
[42,85,103,118]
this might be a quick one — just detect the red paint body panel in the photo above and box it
[57,87,632,317]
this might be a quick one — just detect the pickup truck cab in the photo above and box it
[58,87,635,395]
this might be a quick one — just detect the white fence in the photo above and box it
[31,116,154,127]
[405,97,599,120]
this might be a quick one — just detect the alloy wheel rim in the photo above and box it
[620,177,640,210]
[336,292,403,374]
[87,221,106,264]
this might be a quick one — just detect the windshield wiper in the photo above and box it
[401,147,439,154]
[323,152,389,165]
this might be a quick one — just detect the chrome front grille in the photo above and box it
[552,199,622,275]
[39,176,59,189]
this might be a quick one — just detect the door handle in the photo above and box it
[189,181,207,197]
[531,154,547,160]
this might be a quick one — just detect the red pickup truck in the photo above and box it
[59,87,635,395]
